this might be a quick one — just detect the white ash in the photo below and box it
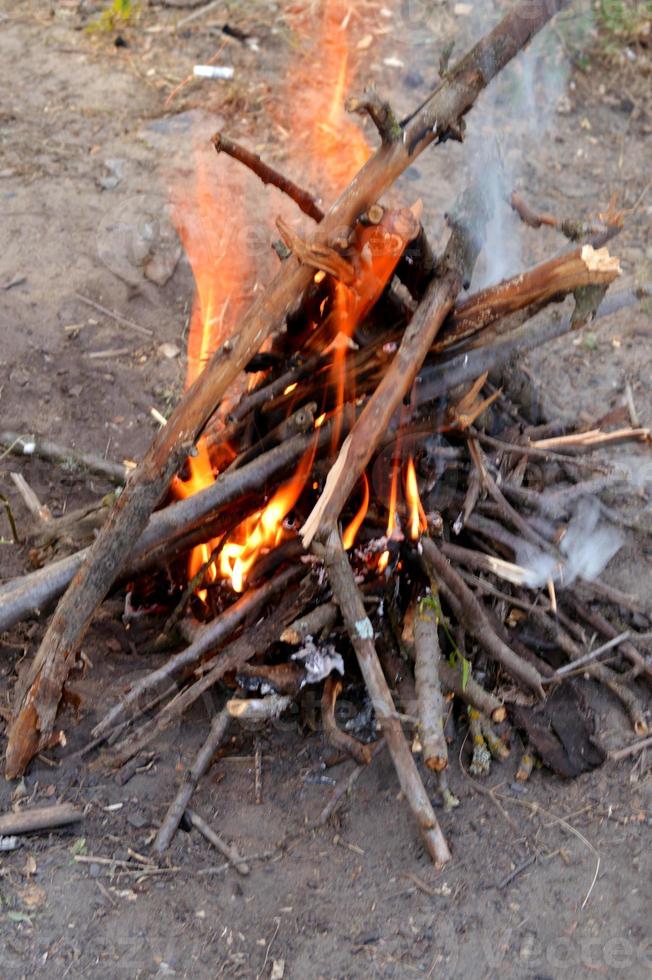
[291,636,344,686]
[516,499,623,589]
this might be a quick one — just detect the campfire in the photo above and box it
[1,0,651,868]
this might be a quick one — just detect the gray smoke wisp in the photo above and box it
[465,0,571,289]
[516,498,623,589]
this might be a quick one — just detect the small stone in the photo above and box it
[158,342,180,359]
[127,810,149,830]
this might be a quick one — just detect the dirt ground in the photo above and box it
[1,1,651,977]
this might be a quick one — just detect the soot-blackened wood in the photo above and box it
[6,0,571,777]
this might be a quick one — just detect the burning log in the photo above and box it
[301,184,491,548]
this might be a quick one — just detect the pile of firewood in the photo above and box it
[1,0,651,867]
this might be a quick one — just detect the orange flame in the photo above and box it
[171,2,401,593]
[378,454,401,573]
[342,473,370,550]
[405,456,428,541]
[170,146,253,596]
[219,444,315,593]
[285,0,370,197]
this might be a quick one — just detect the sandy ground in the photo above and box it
[0,1,651,977]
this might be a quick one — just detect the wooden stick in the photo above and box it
[0,431,128,484]
[436,244,620,353]
[73,293,153,338]
[185,808,250,875]
[549,632,631,679]
[5,0,572,777]
[509,191,624,243]
[609,735,652,762]
[153,707,231,855]
[213,133,324,223]
[420,537,545,698]
[9,473,53,526]
[320,528,451,865]
[92,566,301,741]
[107,583,309,767]
[415,283,648,405]
[0,803,83,835]
[0,422,336,634]
[321,676,373,766]
[438,661,506,724]
[568,598,652,682]
[280,603,339,645]
[314,741,386,827]
[395,606,506,723]
[413,598,448,771]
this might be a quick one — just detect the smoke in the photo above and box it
[516,498,623,589]
[465,1,571,289]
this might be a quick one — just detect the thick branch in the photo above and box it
[414,599,448,771]
[436,244,621,353]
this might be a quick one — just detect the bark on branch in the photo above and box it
[321,528,451,865]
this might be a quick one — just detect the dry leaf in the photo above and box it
[22,854,37,877]
[19,884,46,910]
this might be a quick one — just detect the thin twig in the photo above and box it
[549,631,631,679]
[186,809,250,875]
[213,133,323,223]
[0,431,128,484]
[153,707,231,855]
[74,293,153,338]
[609,735,652,761]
